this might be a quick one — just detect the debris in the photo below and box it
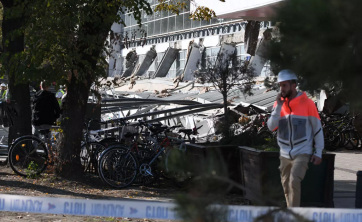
[157,93,171,98]
[135,89,147,93]
[129,78,136,89]
[195,77,205,84]
[200,86,210,94]
[173,75,183,88]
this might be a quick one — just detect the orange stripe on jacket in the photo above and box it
[273,92,320,120]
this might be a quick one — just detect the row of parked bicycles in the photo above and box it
[7,118,201,189]
[322,112,361,151]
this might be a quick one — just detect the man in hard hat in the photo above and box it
[267,69,324,207]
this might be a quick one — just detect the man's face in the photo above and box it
[279,81,293,98]
[1,86,5,90]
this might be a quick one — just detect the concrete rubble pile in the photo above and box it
[95,76,278,143]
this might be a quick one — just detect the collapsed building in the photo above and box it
[107,0,278,79]
[97,0,286,140]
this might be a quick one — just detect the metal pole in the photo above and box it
[356,171,362,208]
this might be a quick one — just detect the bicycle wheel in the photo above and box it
[347,130,361,150]
[355,131,362,150]
[134,148,158,186]
[323,126,341,151]
[8,136,48,177]
[98,145,138,189]
[80,142,107,174]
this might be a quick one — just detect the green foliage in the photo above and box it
[0,3,3,49]
[175,194,228,222]
[172,149,230,222]
[155,0,225,21]
[255,137,279,151]
[26,161,40,179]
[267,0,362,108]
[219,126,278,151]
[196,52,255,138]
[155,0,188,16]
[1,0,151,85]
[189,6,216,21]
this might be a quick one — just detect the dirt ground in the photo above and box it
[0,163,245,222]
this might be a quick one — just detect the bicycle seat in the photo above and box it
[150,123,163,128]
[149,125,168,134]
[179,129,193,134]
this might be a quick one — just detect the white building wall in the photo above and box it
[108,22,124,77]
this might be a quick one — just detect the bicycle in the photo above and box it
[81,116,143,173]
[321,112,361,151]
[80,119,110,174]
[178,125,203,144]
[97,120,190,188]
[8,126,59,177]
[337,113,361,150]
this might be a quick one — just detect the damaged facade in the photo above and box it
[108,0,277,80]
[100,0,283,141]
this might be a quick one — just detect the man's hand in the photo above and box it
[310,155,322,165]
[276,93,285,106]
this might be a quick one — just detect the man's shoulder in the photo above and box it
[34,90,56,101]
[43,90,56,97]
[298,91,315,103]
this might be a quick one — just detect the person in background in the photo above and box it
[61,86,67,104]
[0,83,7,126]
[32,80,60,138]
[55,85,65,106]
[0,83,7,100]
[267,69,324,207]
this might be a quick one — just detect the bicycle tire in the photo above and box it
[98,145,138,189]
[134,148,158,186]
[355,131,362,150]
[347,130,361,150]
[80,142,107,174]
[8,136,48,177]
[336,129,347,148]
[323,126,341,151]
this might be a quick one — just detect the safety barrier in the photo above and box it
[0,194,361,221]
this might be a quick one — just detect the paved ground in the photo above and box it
[332,150,362,208]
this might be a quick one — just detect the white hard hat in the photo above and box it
[277,69,298,83]
[0,83,6,87]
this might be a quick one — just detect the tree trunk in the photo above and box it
[7,78,32,146]
[1,0,32,146]
[55,73,91,177]
[53,3,121,178]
